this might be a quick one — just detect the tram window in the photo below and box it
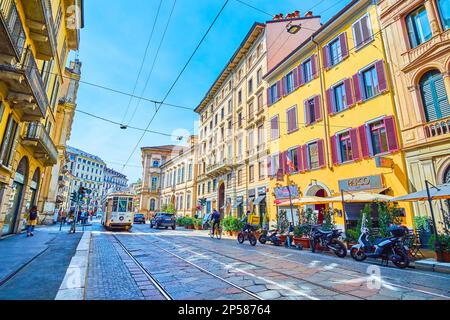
[118,199,127,212]
[128,199,133,212]
[112,197,118,212]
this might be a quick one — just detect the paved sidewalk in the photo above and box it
[0,224,83,300]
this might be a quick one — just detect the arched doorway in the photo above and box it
[2,157,29,235]
[218,183,225,217]
[30,168,40,207]
[305,183,331,225]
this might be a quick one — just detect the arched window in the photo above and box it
[150,199,156,211]
[437,0,450,30]
[420,70,450,122]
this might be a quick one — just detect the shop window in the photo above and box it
[406,6,432,48]
[419,70,450,122]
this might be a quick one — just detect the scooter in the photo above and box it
[350,223,410,269]
[237,225,257,246]
[309,225,347,257]
[258,227,281,246]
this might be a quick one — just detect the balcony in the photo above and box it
[0,0,26,59]
[205,159,233,178]
[424,116,450,139]
[22,122,58,166]
[20,0,56,60]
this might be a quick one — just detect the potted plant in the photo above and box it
[183,217,194,229]
[176,217,184,227]
[277,210,289,244]
[414,216,433,249]
[194,218,203,230]
[293,224,310,248]
[429,234,450,262]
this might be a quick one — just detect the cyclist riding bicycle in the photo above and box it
[211,209,221,235]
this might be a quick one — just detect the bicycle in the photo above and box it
[210,223,222,240]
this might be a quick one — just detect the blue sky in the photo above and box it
[67,0,351,183]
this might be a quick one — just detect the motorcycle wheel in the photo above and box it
[258,235,267,244]
[332,240,347,258]
[350,247,367,261]
[249,234,257,246]
[237,233,245,244]
[392,249,410,269]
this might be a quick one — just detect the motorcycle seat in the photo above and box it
[317,229,333,235]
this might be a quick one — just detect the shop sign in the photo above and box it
[339,175,383,192]
[375,157,394,169]
[274,185,299,199]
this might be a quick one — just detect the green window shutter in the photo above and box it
[434,76,450,119]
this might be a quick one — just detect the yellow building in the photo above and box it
[0,0,83,236]
[266,0,413,231]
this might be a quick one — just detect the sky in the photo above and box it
[67,0,351,183]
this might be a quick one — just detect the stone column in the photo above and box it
[443,72,450,106]
[425,0,441,36]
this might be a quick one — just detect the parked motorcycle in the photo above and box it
[237,227,257,246]
[309,225,347,258]
[258,227,281,246]
[350,224,410,269]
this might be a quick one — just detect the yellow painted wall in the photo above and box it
[267,4,413,229]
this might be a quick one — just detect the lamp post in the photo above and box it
[425,180,441,253]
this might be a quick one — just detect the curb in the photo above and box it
[55,231,91,300]
[414,258,450,274]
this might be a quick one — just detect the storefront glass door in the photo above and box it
[2,181,23,236]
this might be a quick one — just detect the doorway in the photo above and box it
[218,183,225,217]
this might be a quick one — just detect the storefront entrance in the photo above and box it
[2,157,28,236]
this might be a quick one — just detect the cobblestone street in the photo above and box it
[1,221,450,300]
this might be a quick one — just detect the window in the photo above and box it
[287,148,299,172]
[269,83,278,104]
[249,165,254,182]
[50,77,60,112]
[305,98,316,125]
[207,181,211,193]
[258,161,265,180]
[362,66,379,99]
[286,105,298,133]
[308,142,320,170]
[369,121,388,155]
[406,6,432,48]
[438,0,450,30]
[227,173,232,187]
[338,132,353,162]
[303,59,313,83]
[238,112,242,128]
[270,115,279,140]
[248,102,254,119]
[285,71,294,94]
[271,154,279,176]
[238,170,243,185]
[152,160,160,168]
[214,114,218,126]
[238,90,242,105]
[188,163,193,180]
[221,108,224,120]
[352,14,373,49]
[328,38,342,66]
[55,5,63,34]
[0,114,19,167]
[257,93,263,111]
[228,99,232,113]
[333,83,347,113]
[420,70,450,122]
[248,129,254,151]
[258,125,264,145]
[150,199,156,211]
[257,68,263,86]
[248,78,253,95]
[186,194,191,210]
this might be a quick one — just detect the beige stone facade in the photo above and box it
[379,0,450,227]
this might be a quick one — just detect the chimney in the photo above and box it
[294,10,300,18]
[305,11,313,17]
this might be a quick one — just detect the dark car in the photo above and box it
[150,213,176,230]
[134,213,146,224]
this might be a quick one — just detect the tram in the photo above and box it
[102,192,136,231]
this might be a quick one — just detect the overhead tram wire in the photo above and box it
[125,0,178,127]
[121,0,231,172]
[120,0,164,125]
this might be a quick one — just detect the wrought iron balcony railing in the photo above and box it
[22,122,58,166]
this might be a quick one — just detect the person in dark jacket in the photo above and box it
[241,210,253,233]
[211,209,221,235]
[26,206,38,237]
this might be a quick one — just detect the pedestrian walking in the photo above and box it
[68,209,76,233]
[26,206,39,237]
[61,210,67,224]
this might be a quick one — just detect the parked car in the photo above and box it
[150,213,176,230]
[134,213,146,224]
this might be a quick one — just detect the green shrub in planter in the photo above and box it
[346,228,360,243]
[294,224,310,238]
[223,216,242,232]
[429,234,450,253]
[183,217,194,227]
[176,217,184,226]
[194,218,202,228]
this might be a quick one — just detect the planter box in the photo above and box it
[294,237,310,249]
[185,225,194,230]
[278,235,287,244]
[436,251,450,263]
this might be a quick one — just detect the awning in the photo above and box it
[232,200,243,208]
[253,195,266,205]
[328,191,393,203]
[277,196,332,206]
[392,183,450,202]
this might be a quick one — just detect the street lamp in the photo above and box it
[286,21,302,34]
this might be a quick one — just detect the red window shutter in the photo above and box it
[276,80,282,100]
[314,95,322,121]
[302,145,309,171]
[375,60,388,92]
[278,152,284,175]
[293,67,300,88]
[330,135,339,166]
[267,88,272,106]
[304,100,310,125]
[350,128,360,161]
[340,32,349,59]
[384,116,399,153]
[281,77,287,96]
[297,145,303,172]
[352,73,362,103]
[311,54,317,78]
[299,64,305,86]
[267,156,272,177]
[318,139,325,168]
[358,125,370,159]
[322,46,329,69]
[344,78,354,107]
[326,88,334,115]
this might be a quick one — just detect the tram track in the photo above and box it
[145,232,450,300]
[112,234,263,300]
